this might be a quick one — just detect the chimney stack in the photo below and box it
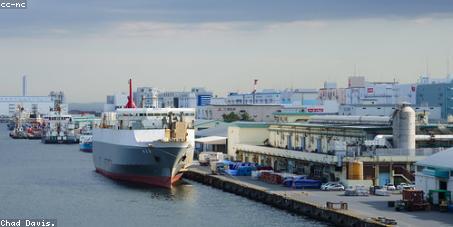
[22,75,27,96]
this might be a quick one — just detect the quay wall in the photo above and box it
[183,169,387,227]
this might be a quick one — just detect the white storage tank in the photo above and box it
[392,103,416,153]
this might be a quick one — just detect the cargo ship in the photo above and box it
[92,79,195,188]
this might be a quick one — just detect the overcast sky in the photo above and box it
[1,0,453,102]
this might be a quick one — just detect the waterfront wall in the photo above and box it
[183,169,387,227]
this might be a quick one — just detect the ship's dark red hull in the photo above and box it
[96,168,182,188]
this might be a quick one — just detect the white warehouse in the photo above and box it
[415,149,453,204]
[339,104,442,122]
[0,96,54,116]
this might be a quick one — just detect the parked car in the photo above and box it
[345,185,369,196]
[401,185,415,190]
[321,182,339,191]
[323,184,345,191]
[321,182,336,191]
[384,183,396,191]
[396,183,415,190]
[375,188,390,196]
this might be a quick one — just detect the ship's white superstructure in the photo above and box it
[41,105,77,144]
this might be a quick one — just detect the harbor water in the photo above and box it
[0,124,327,227]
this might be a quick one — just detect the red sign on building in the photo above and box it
[307,108,324,113]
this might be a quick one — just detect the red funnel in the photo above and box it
[124,78,136,108]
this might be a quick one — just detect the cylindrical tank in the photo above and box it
[347,161,364,180]
[392,104,416,153]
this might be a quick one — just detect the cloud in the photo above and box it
[2,0,453,38]
[109,20,331,38]
[111,21,253,37]
[266,20,328,31]
[413,17,433,25]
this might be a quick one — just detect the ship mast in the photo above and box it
[124,78,136,108]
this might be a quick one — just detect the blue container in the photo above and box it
[227,169,238,176]
[448,205,453,213]
[236,166,254,176]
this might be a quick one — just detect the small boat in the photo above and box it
[41,104,77,144]
[9,105,29,139]
[9,127,27,139]
[26,112,44,139]
[79,134,93,152]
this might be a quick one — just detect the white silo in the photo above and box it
[392,103,416,155]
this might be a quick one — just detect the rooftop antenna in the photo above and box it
[252,79,258,104]
[425,57,430,76]
[290,77,294,90]
[447,57,451,78]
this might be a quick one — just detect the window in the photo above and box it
[416,166,424,172]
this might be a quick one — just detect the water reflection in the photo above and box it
[105,177,196,201]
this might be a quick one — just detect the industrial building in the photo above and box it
[415,149,453,205]
[226,89,281,105]
[226,88,319,107]
[0,76,66,116]
[104,87,212,111]
[228,104,453,187]
[196,104,282,122]
[158,87,212,108]
[345,76,417,105]
[103,92,128,112]
[416,80,453,120]
[318,81,346,105]
[339,104,442,122]
[280,89,319,107]
[272,112,314,123]
[0,96,54,116]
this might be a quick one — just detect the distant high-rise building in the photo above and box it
[158,87,212,108]
[104,92,128,112]
[134,87,159,108]
[416,81,453,120]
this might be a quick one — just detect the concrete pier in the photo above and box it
[183,168,387,227]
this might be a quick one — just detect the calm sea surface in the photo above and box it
[0,124,327,227]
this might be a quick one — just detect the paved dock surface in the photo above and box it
[189,165,453,227]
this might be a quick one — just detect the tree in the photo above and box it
[222,111,254,122]
[240,112,253,121]
[222,112,241,122]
